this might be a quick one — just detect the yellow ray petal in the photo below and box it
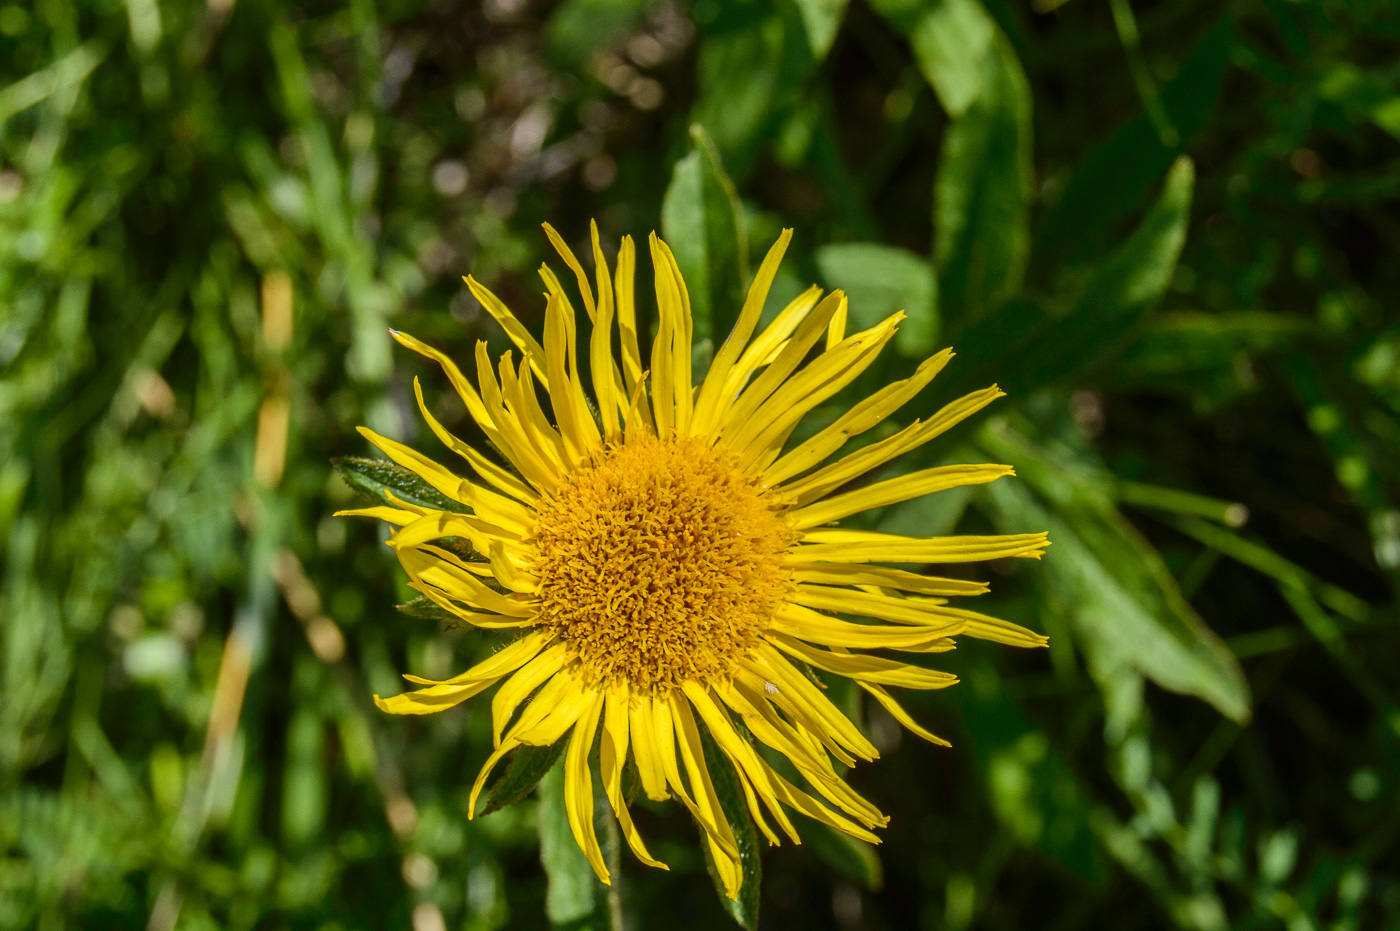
[917,605,1049,648]
[406,581,535,630]
[543,222,597,322]
[602,682,669,869]
[728,315,900,466]
[333,506,419,525]
[765,633,958,689]
[764,349,953,486]
[588,224,621,440]
[716,290,843,440]
[356,426,471,506]
[564,692,610,883]
[682,682,798,844]
[669,694,742,892]
[398,547,537,617]
[693,228,793,435]
[715,285,824,425]
[762,763,883,843]
[781,385,1006,506]
[473,343,561,492]
[859,682,952,747]
[389,328,497,435]
[412,377,539,504]
[499,352,567,477]
[787,463,1015,531]
[614,236,649,421]
[742,645,878,761]
[792,584,962,628]
[826,293,848,349]
[786,562,989,596]
[771,603,965,650]
[401,629,554,687]
[374,676,495,715]
[653,236,694,434]
[490,643,569,745]
[792,530,1051,564]
[464,276,549,391]
[628,692,671,802]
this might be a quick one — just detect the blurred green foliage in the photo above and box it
[2,0,1398,928]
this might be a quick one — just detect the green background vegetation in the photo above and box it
[3,0,1398,927]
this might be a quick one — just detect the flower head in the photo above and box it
[339,224,1048,897]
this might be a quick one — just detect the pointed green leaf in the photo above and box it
[697,728,761,929]
[977,417,1251,726]
[538,762,596,925]
[815,242,939,356]
[482,741,568,817]
[793,0,851,60]
[1008,156,1194,392]
[871,0,995,118]
[661,125,750,349]
[934,28,1032,325]
[395,595,458,623]
[1036,18,1231,266]
[332,455,465,513]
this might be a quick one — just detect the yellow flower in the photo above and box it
[339,223,1048,898]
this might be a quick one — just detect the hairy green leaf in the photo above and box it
[482,741,568,817]
[698,728,761,929]
[332,455,465,513]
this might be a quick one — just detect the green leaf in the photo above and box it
[977,417,1251,727]
[814,242,938,356]
[871,0,995,118]
[803,819,883,890]
[1006,156,1194,393]
[697,728,761,929]
[538,761,596,925]
[1036,18,1231,266]
[793,0,851,60]
[395,595,457,622]
[934,28,1033,325]
[331,455,465,513]
[661,125,750,350]
[482,742,568,817]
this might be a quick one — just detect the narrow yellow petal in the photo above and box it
[490,644,569,745]
[472,342,561,492]
[602,682,669,869]
[356,426,469,506]
[400,629,553,687]
[859,682,952,747]
[565,693,610,883]
[682,682,798,844]
[412,378,539,504]
[398,546,537,617]
[728,315,900,465]
[764,349,953,487]
[693,228,794,435]
[653,236,693,434]
[766,633,958,689]
[613,235,648,410]
[716,291,843,440]
[769,603,956,650]
[374,677,495,715]
[792,530,1051,564]
[742,645,878,761]
[792,584,962,628]
[390,328,496,434]
[589,224,621,440]
[629,692,671,802]
[826,293,848,349]
[543,222,597,322]
[787,463,1015,531]
[786,562,989,596]
[464,276,550,391]
[780,385,1006,505]
[333,506,418,525]
[669,694,742,877]
[499,352,567,478]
